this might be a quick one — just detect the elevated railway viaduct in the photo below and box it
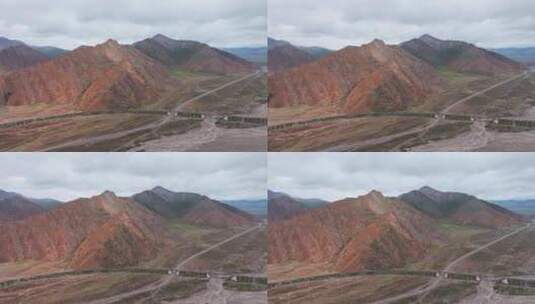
[0,111,266,130]
[0,268,267,290]
[268,112,535,132]
[268,270,535,289]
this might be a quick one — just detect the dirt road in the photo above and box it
[412,121,492,152]
[370,224,531,304]
[442,71,528,114]
[83,224,262,304]
[174,72,260,112]
[42,72,261,152]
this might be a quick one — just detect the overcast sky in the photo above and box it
[269,153,535,201]
[0,0,266,49]
[269,0,535,49]
[0,153,266,201]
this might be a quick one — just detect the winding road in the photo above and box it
[371,224,531,304]
[273,71,531,152]
[83,224,263,304]
[39,71,261,152]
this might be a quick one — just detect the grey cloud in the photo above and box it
[268,153,535,201]
[0,153,266,201]
[268,0,535,49]
[0,0,266,49]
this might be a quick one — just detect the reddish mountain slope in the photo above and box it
[401,35,525,76]
[134,34,255,74]
[133,186,257,228]
[268,190,306,222]
[0,192,166,269]
[0,39,170,111]
[268,191,436,272]
[0,45,49,72]
[268,38,315,73]
[399,186,526,228]
[0,190,44,221]
[269,39,441,113]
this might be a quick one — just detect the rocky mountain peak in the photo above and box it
[100,190,117,198]
[419,186,440,194]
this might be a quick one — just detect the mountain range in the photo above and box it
[269,35,526,114]
[268,190,327,222]
[401,35,524,76]
[268,187,527,273]
[0,35,256,111]
[268,38,331,73]
[0,187,259,269]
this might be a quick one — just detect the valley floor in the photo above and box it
[0,70,267,152]
[0,223,267,304]
[269,70,535,152]
[268,223,535,304]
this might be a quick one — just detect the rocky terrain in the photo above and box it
[268,190,307,222]
[0,190,45,222]
[0,191,166,269]
[399,186,526,228]
[134,34,255,74]
[269,187,527,277]
[268,38,316,72]
[0,187,259,270]
[0,45,49,72]
[0,37,24,51]
[269,39,442,113]
[133,186,258,228]
[0,39,170,111]
[401,34,525,76]
[268,191,436,273]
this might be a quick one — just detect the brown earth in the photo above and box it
[0,40,171,111]
[133,187,258,229]
[267,191,306,222]
[134,34,255,74]
[269,39,441,113]
[0,191,44,222]
[268,191,437,274]
[399,186,527,229]
[0,191,167,269]
[268,38,315,73]
[401,34,525,76]
[0,45,49,72]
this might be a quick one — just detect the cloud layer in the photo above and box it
[0,153,267,201]
[269,153,535,201]
[269,0,535,49]
[0,0,266,49]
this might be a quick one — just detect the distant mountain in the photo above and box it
[29,198,62,210]
[134,34,255,74]
[0,39,170,111]
[268,190,307,222]
[493,199,535,215]
[223,47,267,64]
[223,199,267,217]
[268,38,316,72]
[293,197,328,209]
[401,34,525,75]
[0,37,24,51]
[0,191,166,269]
[0,45,49,72]
[133,186,258,228]
[298,46,333,58]
[0,189,44,221]
[32,46,69,59]
[269,191,436,273]
[269,39,441,113]
[492,47,535,66]
[399,186,526,228]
